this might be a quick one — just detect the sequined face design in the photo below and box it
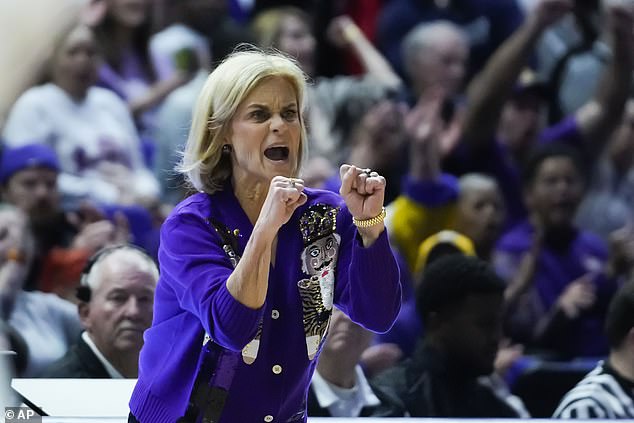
[302,233,340,275]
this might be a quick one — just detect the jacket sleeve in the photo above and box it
[333,208,402,334]
[158,213,264,351]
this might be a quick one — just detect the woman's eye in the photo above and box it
[250,110,268,121]
[282,110,297,121]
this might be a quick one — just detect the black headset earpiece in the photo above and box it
[75,285,92,302]
[76,244,153,302]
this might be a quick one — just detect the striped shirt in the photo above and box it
[553,361,634,419]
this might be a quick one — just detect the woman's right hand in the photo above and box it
[255,176,307,237]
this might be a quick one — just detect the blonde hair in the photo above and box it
[178,47,308,194]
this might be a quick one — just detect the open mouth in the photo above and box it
[264,146,289,161]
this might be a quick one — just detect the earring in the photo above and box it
[222,144,232,154]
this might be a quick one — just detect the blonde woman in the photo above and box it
[128,48,401,423]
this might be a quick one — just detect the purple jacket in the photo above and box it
[129,187,401,422]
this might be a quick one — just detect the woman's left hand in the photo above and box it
[339,164,386,246]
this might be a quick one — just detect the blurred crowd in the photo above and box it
[1,0,634,419]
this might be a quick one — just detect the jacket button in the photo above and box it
[272,365,282,374]
[271,309,280,319]
[264,415,274,422]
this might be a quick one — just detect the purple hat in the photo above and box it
[0,143,60,184]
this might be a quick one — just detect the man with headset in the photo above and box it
[40,245,158,378]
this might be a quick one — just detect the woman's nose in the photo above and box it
[270,114,286,133]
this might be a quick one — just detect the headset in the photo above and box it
[76,244,155,302]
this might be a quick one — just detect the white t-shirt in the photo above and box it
[9,291,82,377]
[2,83,159,204]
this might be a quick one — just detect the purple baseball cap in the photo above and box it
[0,143,60,184]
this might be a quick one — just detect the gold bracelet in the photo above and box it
[352,207,387,228]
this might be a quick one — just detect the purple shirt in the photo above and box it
[494,221,616,358]
[129,187,401,422]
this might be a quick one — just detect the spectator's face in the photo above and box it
[52,26,98,98]
[412,34,468,97]
[456,185,505,251]
[229,76,302,185]
[277,15,316,76]
[439,293,502,376]
[108,0,148,28]
[354,99,407,169]
[499,92,544,154]
[525,156,584,228]
[2,167,59,224]
[81,253,156,360]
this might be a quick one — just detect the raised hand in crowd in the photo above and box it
[327,15,361,49]
[504,224,543,307]
[88,0,193,119]
[347,99,406,173]
[528,0,574,30]
[494,339,525,377]
[327,15,402,91]
[463,0,573,152]
[606,222,634,279]
[556,274,596,320]
[575,0,634,152]
[404,88,463,181]
[67,203,130,253]
[96,162,158,207]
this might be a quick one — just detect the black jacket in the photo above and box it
[39,336,110,378]
[370,343,520,418]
